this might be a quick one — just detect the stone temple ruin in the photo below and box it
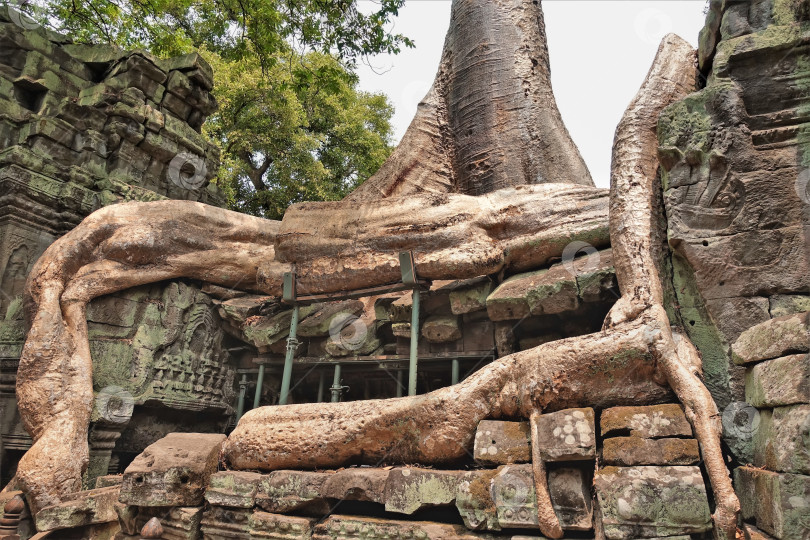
[0,0,808,539]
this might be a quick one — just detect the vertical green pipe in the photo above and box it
[253,364,265,409]
[408,288,420,396]
[236,373,247,421]
[331,363,342,402]
[279,304,300,405]
[317,371,325,403]
[396,370,403,398]
[451,358,460,385]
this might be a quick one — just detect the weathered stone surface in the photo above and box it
[745,354,810,407]
[255,471,332,515]
[34,486,119,531]
[448,278,493,315]
[486,250,615,321]
[732,312,810,365]
[391,322,411,338]
[754,405,810,475]
[383,468,465,515]
[547,467,592,531]
[743,523,776,540]
[422,314,462,343]
[601,437,700,466]
[320,468,389,504]
[770,295,810,319]
[312,515,497,540]
[94,475,122,489]
[594,466,712,539]
[205,471,262,509]
[735,466,810,539]
[120,432,225,507]
[455,464,590,532]
[125,506,203,540]
[473,420,530,465]
[600,404,692,438]
[201,506,315,539]
[533,408,595,461]
[298,301,365,337]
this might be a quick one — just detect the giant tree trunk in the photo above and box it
[347,0,593,201]
[8,4,739,539]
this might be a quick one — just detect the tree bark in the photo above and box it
[8,13,739,540]
[347,0,593,202]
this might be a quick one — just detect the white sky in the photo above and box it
[356,1,707,188]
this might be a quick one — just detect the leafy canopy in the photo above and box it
[34,0,409,218]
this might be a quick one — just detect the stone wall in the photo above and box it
[0,6,233,489]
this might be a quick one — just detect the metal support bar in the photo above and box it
[408,287,420,396]
[396,370,403,398]
[331,363,343,402]
[279,304,300,405]
[253,364,265,409]
[451,358,460,385]
[317,371,325,403]
[236,374,248,421]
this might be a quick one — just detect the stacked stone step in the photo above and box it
[595,404,710,540]
[730,312,810,540]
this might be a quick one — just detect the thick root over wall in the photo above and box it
[9,30,739,540]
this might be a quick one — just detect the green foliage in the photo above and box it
[205,49,394,219]
[31,0,404,218]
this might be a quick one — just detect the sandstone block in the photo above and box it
[602,436,700,466]
[255,470,332,515]
[298,301,365,337]
[732,312,809,365]
[205,471,262,508]
[422,314,462,343]
[754,405,810,475]
[456,465,591,532]
[769,295,810,318]
[313,515,489,540]
[94,475,122,489]
[321,468,389,504]
[201,506,315,539]
[474,420,531,465]
[533,408,595,461]
[594,466,711,539]
[448,278,492,314]
[745,354,810,407]
[735,466,810,539]
[120,432,225,507]
[383,468,465,515]
[35,486,119,531]
[600,404,692,438]
[743,524,776,540]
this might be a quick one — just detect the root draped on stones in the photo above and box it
[7,12,738,540]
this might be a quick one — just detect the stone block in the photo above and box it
[256,470,332,515]
[120,432,226,507]
[312,515,489,540]
[321,468,389,504]
[547,467,593,531]
[448,278,492,314]
[201,506,315,539]
[594,466,712,539]
[131,506,203,540]
[601,437,700,466]
[422,314,462,343]
[94,475,122,489]
[383,468,465,515]
[600,404,692,438]
[456,465,591,532]
[474,420,531,465]
[732,312,809,365]
[745,354,810,407]
[533,408,595,461]
[35,486,119,531]
[205,471,262,508]
[735,466,810,539]
[769,294,810,318]
[743,524,776,540]
[754,405,810,475]
[486,265,578,321]
[297,301,364,337]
